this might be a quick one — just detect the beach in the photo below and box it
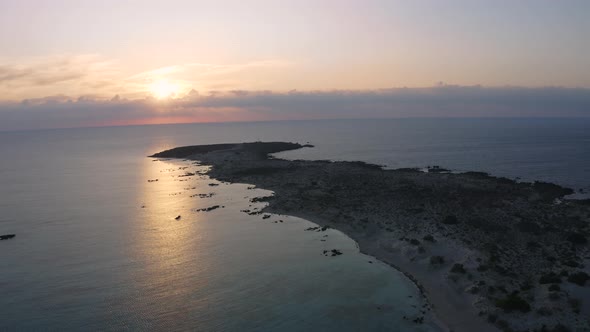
[152,142,590,332]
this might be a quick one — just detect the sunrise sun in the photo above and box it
[150,80,178,99]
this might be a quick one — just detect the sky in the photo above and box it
[1,0,589,130]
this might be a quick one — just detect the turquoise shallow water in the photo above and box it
[1,118,589,330]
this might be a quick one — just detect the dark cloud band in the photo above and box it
[1,86,589,131]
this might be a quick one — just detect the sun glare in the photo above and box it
[150,80,178,99]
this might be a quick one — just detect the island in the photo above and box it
[151,142,590,332]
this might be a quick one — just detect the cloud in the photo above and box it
[176,86,590,118]
[125,60,295,93]
[130,60,293,81]
[0,86,589,131]
[0,55,117,85]
[0,55,295,101]
[0,60,85,85]
[0,54,123,100]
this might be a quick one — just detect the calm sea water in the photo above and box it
[1,118,589,331]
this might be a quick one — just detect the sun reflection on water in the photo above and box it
[126,153,220,325]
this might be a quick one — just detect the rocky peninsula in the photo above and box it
[151,142,590,332]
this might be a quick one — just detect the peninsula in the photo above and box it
[151,142,590,332]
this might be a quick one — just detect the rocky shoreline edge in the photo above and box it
[151,142,590,332]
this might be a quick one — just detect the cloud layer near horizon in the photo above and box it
[1,86,590,131]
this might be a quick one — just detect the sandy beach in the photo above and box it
[151,142,590,332]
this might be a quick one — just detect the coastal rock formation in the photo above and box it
[0,234,15,240]
[151,142,590,332]
[194,205,223,212]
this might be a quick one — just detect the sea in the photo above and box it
[1,118,589,331]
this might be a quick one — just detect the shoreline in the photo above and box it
[151,142,590,332]
[264,206,492,332]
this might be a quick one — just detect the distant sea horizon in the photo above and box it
[4,115,590,134]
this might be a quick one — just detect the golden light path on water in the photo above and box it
[128,150,218,328]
